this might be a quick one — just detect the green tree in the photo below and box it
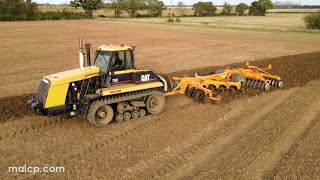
[249,0,273,16]
[70,0,102,17]
[235,3,248,16]
[221,2,233,16]
[146,0,163,17]
[192,2,217,17]
[124,0,145,17]
[0,0,38,20]
[303,12,320,29]
[109,0,125,17]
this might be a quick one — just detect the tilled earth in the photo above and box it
[0,52,319,179]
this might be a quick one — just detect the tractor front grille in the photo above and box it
[37,79,50,107]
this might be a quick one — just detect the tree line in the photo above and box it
[193,0,273,17]
[0,0,87,21]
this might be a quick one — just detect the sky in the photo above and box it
[34,0,320,6]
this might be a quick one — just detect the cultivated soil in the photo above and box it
[0,51,319,179]
[0,20,320,97]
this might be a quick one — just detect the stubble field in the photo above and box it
[0,19,319,179]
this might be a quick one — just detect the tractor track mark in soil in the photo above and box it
[51,116,163,171]
[143,88,298,179]
[264,113,320,179]
[266,116,320,179]
[126,89,285,179]
[0,116,66,142]
[184,80,320,179]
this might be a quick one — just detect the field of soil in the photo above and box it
[0,20,320,97]
[0,20,319,179]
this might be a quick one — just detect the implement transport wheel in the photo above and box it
[145,93,166,115]
[87,102,114,127]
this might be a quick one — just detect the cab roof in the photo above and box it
[98,44,134,52]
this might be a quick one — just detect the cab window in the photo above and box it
[111,51,133,72]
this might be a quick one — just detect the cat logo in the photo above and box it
[141,74,150,82]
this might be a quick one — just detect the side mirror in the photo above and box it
[268,64,272,69]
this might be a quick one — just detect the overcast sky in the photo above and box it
[34,0,320,5]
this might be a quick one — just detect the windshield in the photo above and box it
[94,51,112,74]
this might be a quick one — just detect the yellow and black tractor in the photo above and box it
[28,39,168,127]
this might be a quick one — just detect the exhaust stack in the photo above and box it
[85,43,91,66]
[79,38,85,69]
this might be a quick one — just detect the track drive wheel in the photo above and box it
[145,93,166,115]
[87,101,114,127]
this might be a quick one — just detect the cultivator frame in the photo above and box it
[165,61,284,104]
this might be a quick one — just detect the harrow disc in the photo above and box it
[187,88,195,98]
[246,79,252,88]
[250,80,255,88]
[253,81,259,89]
[264,83,271,92]
[278,81,284,88]
[257,81,262,90]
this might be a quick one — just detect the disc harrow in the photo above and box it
[165,61,284,104]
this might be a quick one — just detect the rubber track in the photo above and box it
[87,88,160,126]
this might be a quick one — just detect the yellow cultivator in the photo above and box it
[165,61,284,104]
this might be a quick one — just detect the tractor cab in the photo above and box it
[94,44,135,74]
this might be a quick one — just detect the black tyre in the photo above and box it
[145,93,166,115]
[87,101,114,127]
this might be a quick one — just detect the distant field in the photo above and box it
[104,13,319,33]
[38,5,320,17]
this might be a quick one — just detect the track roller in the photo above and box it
[131,110,139,119]
[123,112,131,121]
[138,109,146,117]
[114,113,124,122]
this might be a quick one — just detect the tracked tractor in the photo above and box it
[28,39,168,127]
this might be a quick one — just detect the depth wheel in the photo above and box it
[145,93,166,115]
[87,102,114,127]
